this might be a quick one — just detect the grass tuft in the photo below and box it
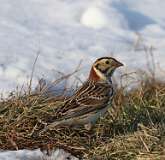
[0,72,165,160]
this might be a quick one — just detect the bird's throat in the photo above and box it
[89,66,106,81]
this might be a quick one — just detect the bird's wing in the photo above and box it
[56,81,113,120]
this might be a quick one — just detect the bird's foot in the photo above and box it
[84,123,92,131]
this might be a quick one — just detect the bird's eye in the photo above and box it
[105,60,110,64]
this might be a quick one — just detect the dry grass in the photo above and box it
[0,71,165,159]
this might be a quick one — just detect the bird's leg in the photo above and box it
[84,123,92,131]
[39,123,58,136]
[39,125,49,136]
[37,119,48,136]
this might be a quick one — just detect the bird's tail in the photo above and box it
[47,121,63,130]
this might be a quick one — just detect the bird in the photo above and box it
[46,57,123,130]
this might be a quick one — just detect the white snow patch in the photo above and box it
[0,149,78,160]
[81,7,108,29]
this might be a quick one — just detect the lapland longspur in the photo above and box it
[47,57,123,130]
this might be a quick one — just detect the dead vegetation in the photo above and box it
[0,70,165,160]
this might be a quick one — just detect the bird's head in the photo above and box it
[89,57,123,82]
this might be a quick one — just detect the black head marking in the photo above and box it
[95,63,100,69]
[96,57,112,62]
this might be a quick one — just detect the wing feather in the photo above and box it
[56,80,113,120]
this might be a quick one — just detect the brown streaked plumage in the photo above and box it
[47,57,123,130]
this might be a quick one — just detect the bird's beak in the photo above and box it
[113,60,124,68]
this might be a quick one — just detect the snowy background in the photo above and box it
[0,0,165,159]
[0,0,165,96]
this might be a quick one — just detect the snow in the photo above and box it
[0,149,78,160]
[81,7,108,29]
[0,0,164,96]
[0,0,165,159]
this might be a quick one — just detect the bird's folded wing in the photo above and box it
[56,81,113,119]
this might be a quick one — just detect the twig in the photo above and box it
[35,59,82,98]
[139,135,150,152]
[29,51,40,95]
